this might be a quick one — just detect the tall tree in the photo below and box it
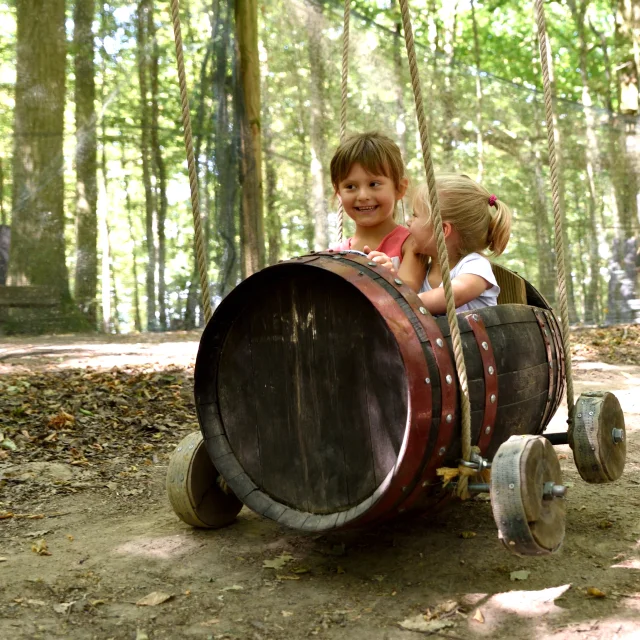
[235,0,265,277]
[74,0,98,327]
[137,0,157,330]
[306,1,329,251]
[10,0,69,300]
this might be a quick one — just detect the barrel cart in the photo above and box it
[166,254,626,557]
[165,0,626,556]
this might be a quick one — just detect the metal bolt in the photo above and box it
[612,428,624,444]
[446,414,453,423]
[438,446,446,456]
[490,394,496,404]
[425,377,431,385]
[445,374,453,384]
[481,341,489,351]
[488,366,494,375]
[436,338,444,348]
[543,481,567,499]
[419,307,427,315]
[394,278,403,286]
[485,426,491,435]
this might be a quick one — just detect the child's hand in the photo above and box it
[364,246,396,273]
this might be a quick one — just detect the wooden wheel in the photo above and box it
[491,435,566,556]
[166,431,242,528]
[570,391,626,484]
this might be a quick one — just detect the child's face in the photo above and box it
[408,201,436,256]
[336,163,404,229]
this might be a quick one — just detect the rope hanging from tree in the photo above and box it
[534,0,575,428]
[168,0,212,324]
[397,0,473,497]
[336,0,351,243]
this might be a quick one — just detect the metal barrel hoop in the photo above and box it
[545,309,566,420]
[534,309,557,433]
[466,312,498,455]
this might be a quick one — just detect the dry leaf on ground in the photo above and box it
[510,570,530,581]
[399,615,455,633]
[136,591,173,606]
[586,587,606,598]
[263,553,293,569]
[472,609,485,623]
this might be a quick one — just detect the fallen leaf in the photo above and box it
[200,618,220,627]
[135,630,149,640]
[472,609,485,623]
[436,467,459,487]
[336,566,346,575]
[510,570,530,581]
[291,566,310,574]
[31,539,51,556]
[281,610,294,617]
[53,602,72,614]
[136,591,173,606]
[460,531,477,539]
[598,520,613,529]
[67,535,74,542]
[399,615,454,633]
[586,587,606,598]
[276,574,300,581]
[220,585,244,591]
[263,553,293,569]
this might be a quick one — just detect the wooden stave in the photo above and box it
[195,253,565,530]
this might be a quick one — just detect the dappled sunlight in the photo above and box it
[114,533,199,560]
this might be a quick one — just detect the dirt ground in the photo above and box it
[1,327,640,640]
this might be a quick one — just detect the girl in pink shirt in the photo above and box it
[330,131,410,269]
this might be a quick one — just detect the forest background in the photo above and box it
[1,0,639,334]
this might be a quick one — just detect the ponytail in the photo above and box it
[487,199,511,256]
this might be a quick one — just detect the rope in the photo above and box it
[169,0,213,324]
[534,0,575,427]
[336,0,351,243]
[398,0,472,497]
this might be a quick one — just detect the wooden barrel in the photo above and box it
[194,251,565,531]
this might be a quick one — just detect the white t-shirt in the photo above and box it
[419,252,500,312]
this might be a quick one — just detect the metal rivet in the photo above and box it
[436,338,444,348]
[398,507,406,514]
[394,278,403,286]
[177,446,182,452]
[445,374,453,384]
[419,307,428,315]
[402,486,408,492]
[612,428,624,444]
[357,272,364,276]
[333,255,341,260]
[422,481,428,488]
[481,341,488,351]
[446,414,453,423]
[472,314,479,321]
[367,261,376,267]
[425,377,431,385]
[438,446,446,456]
[487,366,494,375]
[485,426,491,435]
[490,394,496,404]
[508,483,515,490]
[189,444,194,450]
[589,411,594,416]
[577,413,582,418]
[339,251,347,255]
[550,361,554,369]
[543,328,548,336]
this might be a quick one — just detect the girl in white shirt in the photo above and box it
[369,174,512,314]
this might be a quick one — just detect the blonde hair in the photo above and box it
[412,174,512,258]
[330,131,406,193]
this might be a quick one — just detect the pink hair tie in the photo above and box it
[488,194,498,208]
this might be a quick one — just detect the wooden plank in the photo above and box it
[0,285,58,307]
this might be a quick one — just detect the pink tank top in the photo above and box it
[331,226,410,263]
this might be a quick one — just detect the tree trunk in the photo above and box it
[440,1,459,167]
[10,0,69,300]
[124,166,142,333]
[74,0,98,327]
[137,0,157,330]
[470,0,484,183]
[306,1,329,252]
[235,0,265,277]
[148,2,168,331]
[568,0,601,324]
[0,158,5,226]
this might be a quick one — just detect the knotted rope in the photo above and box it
[169,0,212,324]
[534,0,575,427]
[398,0,473,497]
[336,0,351,243]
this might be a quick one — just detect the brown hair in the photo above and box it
[330,131,406,192]
[412,174,512,258]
